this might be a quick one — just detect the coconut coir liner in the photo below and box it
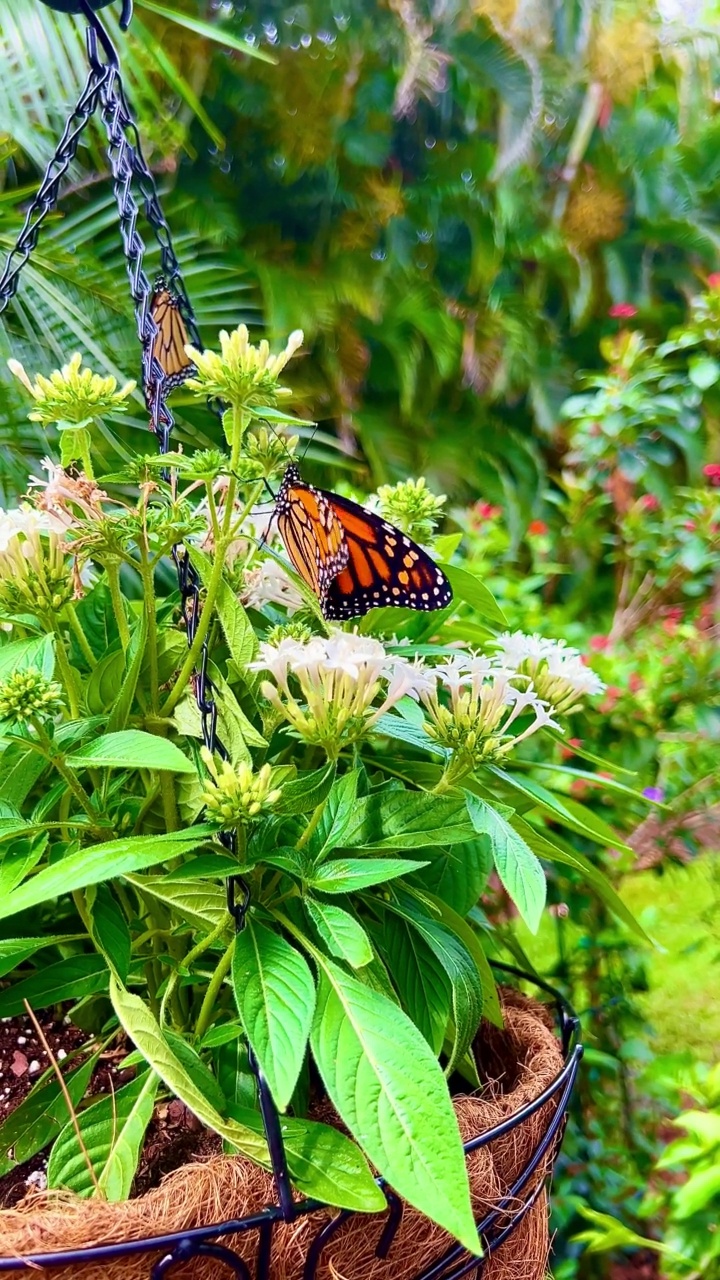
[0,989,565,1280]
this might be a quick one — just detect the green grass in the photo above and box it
[515,853,720,1059]
[620,854,720,1058]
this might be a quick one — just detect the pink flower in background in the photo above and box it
[703,464,720,486]
[640,494,660,512]
[608,303,637,319]
[474,502,502,520]
[707,273,720,289]
[589,634,609,651]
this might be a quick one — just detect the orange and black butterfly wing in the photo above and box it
[320,489,453,620]
[146,281,196,395]
[275,466,349,602]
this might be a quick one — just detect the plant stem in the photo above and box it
[160,414,260,719]
[105,560,131,649]
[194,937,235,1041]
[51,622,82,720]
[65,603,97,669]
[33,720,103,831]
[295,799,326,851]
[162,917,230,1028]
[138,550,160,715]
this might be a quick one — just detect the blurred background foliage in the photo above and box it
[2,0,720,1274]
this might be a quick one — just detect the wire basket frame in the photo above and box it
[0,6,584,1277]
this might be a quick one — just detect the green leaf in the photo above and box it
[0,934,84,979]
[227,1107,385,1212]
[673,1164,720,1219]
[217,577,257,670]
[164,854,240,880]
[512,819,650,942]
[311,961,479,1253]
[67,730,195,774]
[274,765,336,815]
[164,1031,226,1113]
[426,895,502,1028]
[412,839,493,916]
[689,355,720,390]
[316,770,361,856]
[128,874,228,931]
[0,1052,98,1172]
[384,893,482,1075]
[108,977,268,1165]
[232,917,316,1110]
[304,900,373,968]
[135,0,277,62]
[440,564,507,625]
[465,794,546,933]
[107,613,148,733]
[371,914,451,1053]
[340,791,477,851]
[372,713,447,759]
[0,954,108,1016]
[47,1071,159,1200]
[87,883,131,982]
[84,652,127,717]
[0,827,216,921]
[0,634,55,682]
[308,857,428,894]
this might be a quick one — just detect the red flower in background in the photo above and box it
[703,464,720,487]
[707,273,720,290]
[474,501,502,520]
[589,634,609,651]
[528,520,548,535]
[608,303,637,319]
[640,494,660,512]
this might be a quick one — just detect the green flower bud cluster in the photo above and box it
[376,476,446,543]
[0,669,64,725]
[265,621,315,646]
[424,702,501,765]
[8,354,135,427]
[243,426,299,479]
[186,326,303,413]
[0,525,77,617]
[200,748,283,830]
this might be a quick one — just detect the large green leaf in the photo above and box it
[308,857,428,894]
[274,765,336,815]
[440,564,507,626]
[107,613,148,733]
[47,1071,159,1200]
[127,874,228,931]
[311,960,479,1253]
[0,953,109,1016]
[0,634,54,682]
[339,791,478,851]
[67,730,195,773]
[232,918,316,1110]
[512,818,650,941]
[109,977,268,1164]
[384,893,483,1075]
[371,914,451,1053]
[227,1108,385,1212]
[0,934,83,979]
[315,770,361,857]
[304,899,373,969]
[412,838,493,916]
[426,896,502,1028]
[87,883,131,982]
[465,794,546,933]
[0,827,216,920]
[0,1052,98,1175]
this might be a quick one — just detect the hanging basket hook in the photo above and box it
[37,0,132,69]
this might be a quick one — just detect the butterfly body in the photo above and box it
[275,464,452,620]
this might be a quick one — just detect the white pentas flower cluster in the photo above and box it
[419,654,559,767]
[251,629,606,768]
[250,633,432,759]
[491,632,606,715]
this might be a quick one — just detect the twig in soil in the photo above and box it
[23,1001,100,1192]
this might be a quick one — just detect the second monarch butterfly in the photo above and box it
[144,278,196,412]
[274,464,453,620]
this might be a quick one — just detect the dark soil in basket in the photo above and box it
[0,1011,221,1209]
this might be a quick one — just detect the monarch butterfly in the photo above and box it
[144,278,196,409]
[274,464,453,620]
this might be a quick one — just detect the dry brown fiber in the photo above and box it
[0,990,564,1280]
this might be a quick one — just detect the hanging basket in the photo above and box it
[0,981,582,1280]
